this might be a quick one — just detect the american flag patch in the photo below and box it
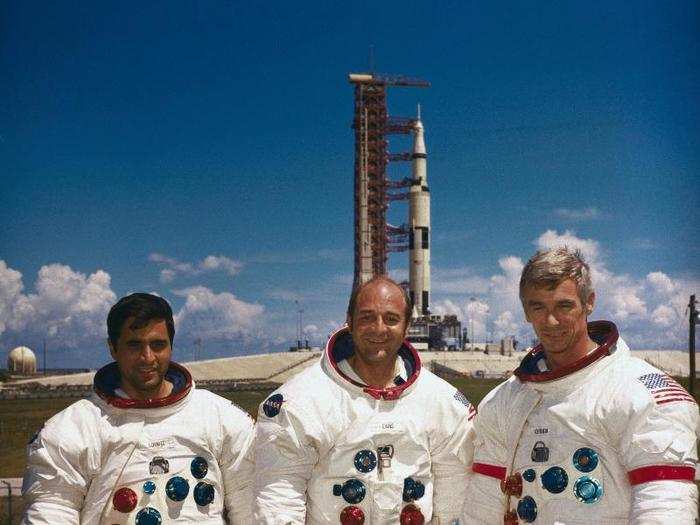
[454,391,477,421]
[467,404,477,421]
[637,373,696,405]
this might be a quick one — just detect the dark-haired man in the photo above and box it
[254,276,474,524]
[463,247,698,523]
[22,293,254,524]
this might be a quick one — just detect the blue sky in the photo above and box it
[2,1,698,368]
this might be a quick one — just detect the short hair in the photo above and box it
[107,293,175,347]
[519,247,593,305]
[346,275,413,324]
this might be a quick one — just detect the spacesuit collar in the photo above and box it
[514,320,619,383]
[324,327,422,401]
[93,361,193,409]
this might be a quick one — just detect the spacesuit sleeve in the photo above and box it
[21,407,98,525]
[430,389,475,524]
[219,402,256,524]
[460,388,508,524]
[619,383,699,524]
[254,393,323,525]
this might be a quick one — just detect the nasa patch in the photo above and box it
[263,393,284,417]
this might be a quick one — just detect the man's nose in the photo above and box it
[139,345,156,362]
[371,317,387,331]
[545,313,559,326]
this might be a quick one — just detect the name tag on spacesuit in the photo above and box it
[146,438,176,450]
[369,420,403,435]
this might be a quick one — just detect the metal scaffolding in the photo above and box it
[349,73,429,289]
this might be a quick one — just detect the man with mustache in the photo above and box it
[463,247,698,524]
[254,276,474,524]
[22,293,254,524]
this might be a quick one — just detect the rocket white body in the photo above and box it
[409,118,431,317]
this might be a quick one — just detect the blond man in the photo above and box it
[463,247,698,524]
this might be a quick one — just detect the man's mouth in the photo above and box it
[543,332,566,339]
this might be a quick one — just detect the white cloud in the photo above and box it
[535,229,600,263]
[200,256,243,276]
[0,260,116,349]
[646,271,679,296]
[160,269,177,283]
[173,286,264,341]
[650,305,677,328]
[553,207,601,221]
[149,253,243,283]
[494,310,520,337]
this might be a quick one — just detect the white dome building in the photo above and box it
[8,346,37,375]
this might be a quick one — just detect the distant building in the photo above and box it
[8,346,37,375]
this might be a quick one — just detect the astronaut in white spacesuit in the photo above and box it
[463,247,699,524]
[254,276,475,524]
[22,293,254,525]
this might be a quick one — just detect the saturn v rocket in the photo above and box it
[408,111,431,317]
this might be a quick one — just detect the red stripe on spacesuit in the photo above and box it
[472,462,506,480]
[628,465,696,485]
[656,396,697,405]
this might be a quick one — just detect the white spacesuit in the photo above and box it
[22,362,254,525]
[463,321,699,524]
[254,327,475,524]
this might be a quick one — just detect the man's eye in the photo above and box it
[127,342,141,350]
[559,303,574,310]
[151,341,167,350]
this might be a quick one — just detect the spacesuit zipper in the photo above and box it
[504,393,542,515]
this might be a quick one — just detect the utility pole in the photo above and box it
[689,295,698,396]
[43,338,47,375]
[194,338,202,362]
[295,300,304,349]
[469,297,476,351]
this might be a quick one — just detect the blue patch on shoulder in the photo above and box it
[263,393,284,417]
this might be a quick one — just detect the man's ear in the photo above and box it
[346,315,352,331]
[585,292,596,316]
[108,339,117,359]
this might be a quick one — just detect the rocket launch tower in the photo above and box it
[348,72,430,314]
[348,72,464,350]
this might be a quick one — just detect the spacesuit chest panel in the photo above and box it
[306,394,434,524]
[94,406,225,524]
[509,393,630,523]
